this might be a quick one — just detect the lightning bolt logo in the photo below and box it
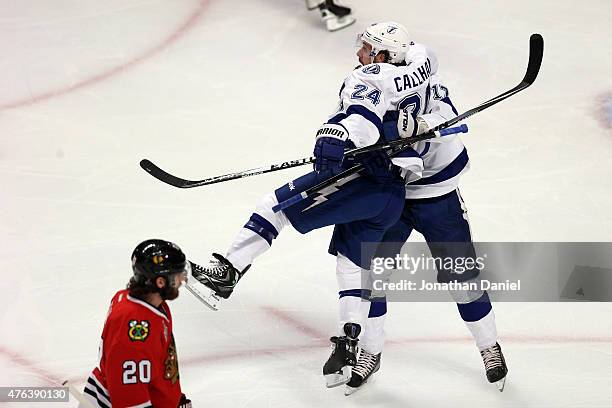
[301,173,361,212]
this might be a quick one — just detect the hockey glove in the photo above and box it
[382,110,429,140]
[313,123,350,173]
[359,150,394,182]
[178,394,192,408]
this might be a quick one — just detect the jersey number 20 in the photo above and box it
[123,360,151,384]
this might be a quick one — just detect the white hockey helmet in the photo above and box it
[358,22,411,64]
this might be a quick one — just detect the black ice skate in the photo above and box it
[345,349,381,395]
[319,0,355,32]
[323,323,361,388]
[186,254,249,311]
[480,342,508,392]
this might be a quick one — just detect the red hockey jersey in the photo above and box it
[83,289,183,408]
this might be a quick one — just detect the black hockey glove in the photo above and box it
[177,393,192,408]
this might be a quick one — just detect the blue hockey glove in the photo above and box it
[359,150,394,182]
[313,124,349,173]
[382,111,401,141]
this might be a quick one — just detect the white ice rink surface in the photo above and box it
[2,0,612,407]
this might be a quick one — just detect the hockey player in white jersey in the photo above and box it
[188,22,441,389]
[346,31,508,394]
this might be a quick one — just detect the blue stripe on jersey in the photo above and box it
[419,142,431,156]
[456,291,492,322]
[244,213,279,245]
[442,96,459,115]
[408,147,469,186]
[339,289,372,299]
[329,105,383,134]
[368,297,387,317]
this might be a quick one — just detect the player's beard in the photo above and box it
[162,286,180,301]
[159,276,181,301]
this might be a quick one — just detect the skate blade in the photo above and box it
[326,15,356,32]
[495,377,507,392]
[344,369,378,396]
[325,367,351,388]
[184,280,221,311]
[344,385,360,396]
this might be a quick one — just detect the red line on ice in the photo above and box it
[260,305,327,339]
[0,0,210,111]
[0,345,63,385]
[594,92,612,129]
[2,333,612,387]
[388,334,612,346]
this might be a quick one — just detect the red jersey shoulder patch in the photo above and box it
[128,320,150,342]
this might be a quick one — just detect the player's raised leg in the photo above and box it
[190,168,402,309]
[189,191,291,308]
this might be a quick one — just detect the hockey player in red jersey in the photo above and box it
[83,239,192,408]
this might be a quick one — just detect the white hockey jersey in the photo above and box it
[404,44,469,198]
[328,43,469,199]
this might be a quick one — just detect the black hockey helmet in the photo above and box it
[131,239,188,280]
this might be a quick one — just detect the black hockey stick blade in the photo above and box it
[140,159,194,188]
[524,33,544,85]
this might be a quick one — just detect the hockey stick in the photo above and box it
[140,157,314,189]
[141,33,542,189]
[272,33,544,213]
[139,125,463,189]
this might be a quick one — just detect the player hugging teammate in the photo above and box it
[73,10,548,403]
[186,21,508,396]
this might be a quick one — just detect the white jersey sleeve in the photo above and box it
[327,64,401,148]
[420,74,460,143]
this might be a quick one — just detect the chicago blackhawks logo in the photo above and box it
[164,340,180,384]
[128,320,150,342]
